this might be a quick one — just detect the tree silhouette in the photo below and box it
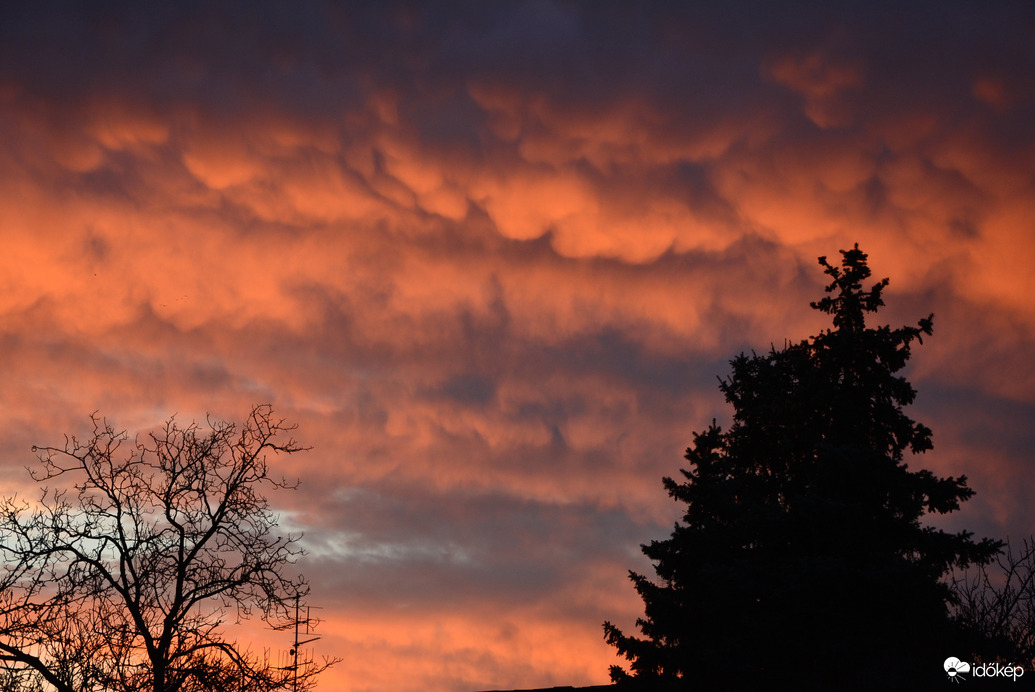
[604,246,1001,691]
[951,536,1035,669]
[0,404,336,692]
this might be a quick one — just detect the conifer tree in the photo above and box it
[604,245,1001,691]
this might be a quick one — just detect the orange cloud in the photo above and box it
[2,6,1035,690]
[767,46,865,128]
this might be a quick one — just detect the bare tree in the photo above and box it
[0,405,336,692]
[951,537,1035,667]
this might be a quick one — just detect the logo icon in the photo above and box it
[945,657,971,683]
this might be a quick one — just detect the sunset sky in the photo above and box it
[1,2,1034,690]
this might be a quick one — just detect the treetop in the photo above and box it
[811,243,891,333]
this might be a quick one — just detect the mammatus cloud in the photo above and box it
[1,2,1034,689]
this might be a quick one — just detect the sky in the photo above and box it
[0,1,1033,690]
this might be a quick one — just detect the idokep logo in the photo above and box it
[944,657,971,682]
[944,656,1026,683]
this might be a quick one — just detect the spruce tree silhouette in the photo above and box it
[604,245,1001,691]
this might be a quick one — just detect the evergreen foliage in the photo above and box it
[604,245,1001,690]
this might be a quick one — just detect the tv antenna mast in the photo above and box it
[287,593,321,692]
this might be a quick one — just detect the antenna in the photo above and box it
[288,592,322,692]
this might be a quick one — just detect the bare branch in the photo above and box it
[950,536,1035,667]
[0,405,336,692]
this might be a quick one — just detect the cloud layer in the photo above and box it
[1,2,1034,690]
